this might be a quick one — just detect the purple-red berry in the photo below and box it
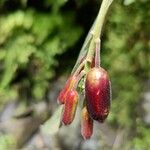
[81,106,93,139]
[57,75,77,104]
[61,90,78,125]
[85,67,111,122]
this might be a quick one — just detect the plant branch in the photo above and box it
[93,0,114,38]
[86,0,114,65]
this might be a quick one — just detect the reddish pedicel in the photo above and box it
[91,57,95,68]
[81,106,93,139]
[62,90,78,125]
[85,67,111,122]
[57,75,76,104]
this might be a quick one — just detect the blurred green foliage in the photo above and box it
[103,0,149,148]
[0,0,149,149]
[104,0,149,126]
[0,0,82,103]
[0,134,16,150]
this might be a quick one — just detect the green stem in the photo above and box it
[86,0,113,65]
[93,0,113,38]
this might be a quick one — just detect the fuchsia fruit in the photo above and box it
[85,67,111,122]
[81,106,93,139]
[57,26,112,139]
[61,89,78,125]
[58,61,111,139]
[57,75,77,104]
[57,54,111,139]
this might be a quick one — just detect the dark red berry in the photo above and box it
[85,67,111,122]
[61,90,78,125]
[57,75,76,104]
[81,106,93,139]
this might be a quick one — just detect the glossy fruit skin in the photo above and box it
[81,106,93,139]
[57,75,76,104]
[62,90,78,125]
[85,67,111,122]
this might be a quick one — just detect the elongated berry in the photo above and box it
[62,90,78,125]
[57,75,76,104]
[81,106,93,139]
[85,67,111,122]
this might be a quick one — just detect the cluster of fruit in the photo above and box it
[57,36,111,139]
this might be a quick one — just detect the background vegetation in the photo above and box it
[0,0,149,149]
